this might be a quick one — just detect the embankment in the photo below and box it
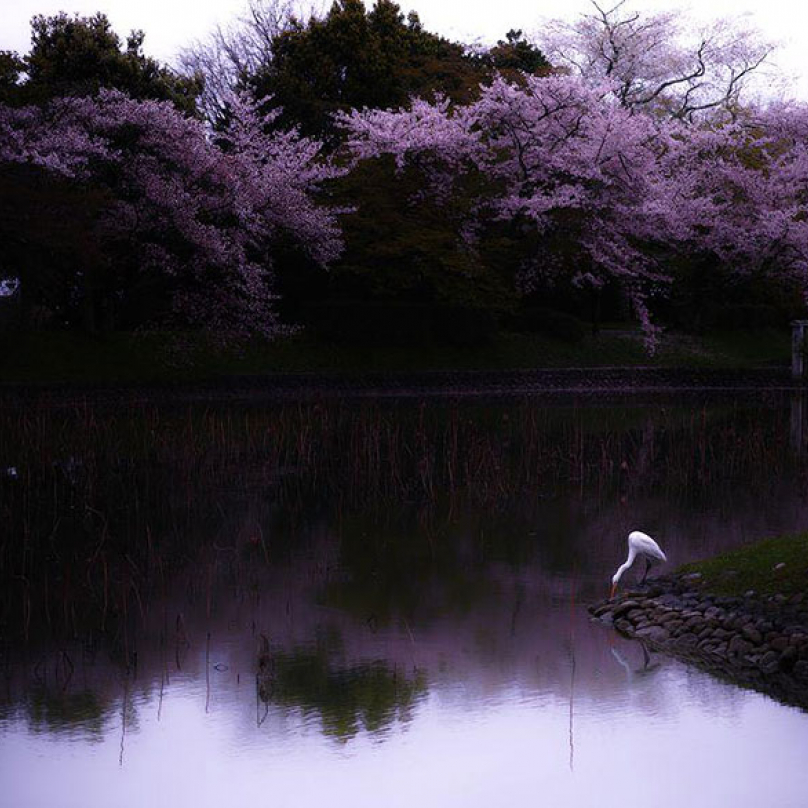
[591,574,808,709]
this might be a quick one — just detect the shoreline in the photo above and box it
[590,574,808,710]
[0,366,799,405]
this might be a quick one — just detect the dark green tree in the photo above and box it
[250,0,487,140]
[0,52,25,105]
[484,30,549,75]
[331,156,510,306]
[289,154,526,347]
[15,13,200,114]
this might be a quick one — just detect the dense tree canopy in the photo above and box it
[182,1,550,133]
[0,51,25,104]
[6,13,201,114]
[328,152,510,306]
[0,91,343,339]
[248,0,490,139]
[339,75,808,347]
[482,30,550,76]
[1,2,804,352]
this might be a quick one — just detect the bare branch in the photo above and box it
[536,3,779,121]
[177,0,324,123]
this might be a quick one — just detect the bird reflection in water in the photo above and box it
[611,639,661,680]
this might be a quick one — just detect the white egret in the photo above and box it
[610,530,667,598]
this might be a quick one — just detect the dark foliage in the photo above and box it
[7,13,200,114]
[305,300,498,347]
[249,0,488,140]
[0,163,110,331]
[711,304,785,330]
[329,155,516,313]
[509,306,587,343]
[480,29,549,75]
[0,51,25,104]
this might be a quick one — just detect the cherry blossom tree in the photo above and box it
[656,105,808,290]
[339,73,808,348]
[0,89,343,340]
[537,1,776,121]
[339,74,675,346]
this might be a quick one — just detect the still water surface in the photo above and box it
[1,392,808,807]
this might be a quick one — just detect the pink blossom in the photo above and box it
[0,90,344,342]
[340,73,808,348]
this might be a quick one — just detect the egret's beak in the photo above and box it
[609,583,617,600]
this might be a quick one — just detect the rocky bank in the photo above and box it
[590,574,808,710]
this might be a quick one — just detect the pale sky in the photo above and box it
[1,0,807,99]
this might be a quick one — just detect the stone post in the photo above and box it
[791,320,808,379]
[791,392,805,453]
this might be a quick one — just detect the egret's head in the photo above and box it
[610,571,621,599]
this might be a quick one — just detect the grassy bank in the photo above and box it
[678,531,808,598]
[0,325,789,384]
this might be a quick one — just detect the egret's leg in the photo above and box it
[641,558,651,584]
[639,640,651,669]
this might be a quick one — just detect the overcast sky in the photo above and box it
[2,0,807,99]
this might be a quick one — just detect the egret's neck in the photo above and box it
[613,546,637,585]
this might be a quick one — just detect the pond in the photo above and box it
[1,390,807,807]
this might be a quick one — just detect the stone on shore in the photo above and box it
[588,572,808,709]
[635,625,670,643]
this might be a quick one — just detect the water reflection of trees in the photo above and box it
[0,394,802,644]
[1,646,127,741]
[259,644,426,742]
[25,687,111,740]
